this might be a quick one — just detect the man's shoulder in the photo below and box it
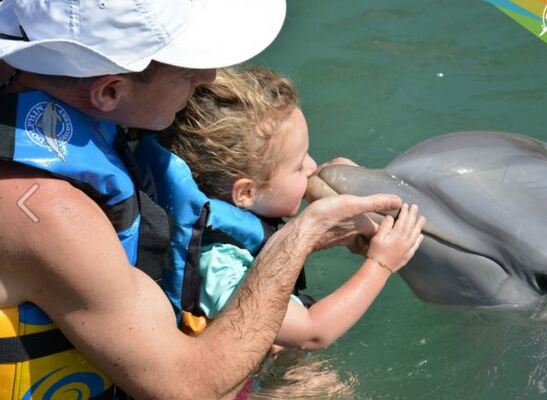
[0,161,108,256]
[0,161,115,306]
[0,160,99,213]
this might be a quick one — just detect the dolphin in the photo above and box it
[37,101,66,161]
[309,131,547,308]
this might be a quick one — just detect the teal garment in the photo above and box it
[198,243,254,318]
[199,243,303,318]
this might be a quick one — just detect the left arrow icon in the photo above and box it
[17,184,40,223]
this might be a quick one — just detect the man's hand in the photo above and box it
[304,157,401,253]
[298,193,402,252]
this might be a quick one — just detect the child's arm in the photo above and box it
[275,203,425,351]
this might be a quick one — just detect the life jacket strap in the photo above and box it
[114,132,171,283]
[0,93,16,159]
[181,205,209,318]
[136,189,171,283]
[0,328,73,363]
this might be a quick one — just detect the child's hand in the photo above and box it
[366,203,425,274]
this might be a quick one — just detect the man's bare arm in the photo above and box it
[0,165,401,399]
[1,168,270,399]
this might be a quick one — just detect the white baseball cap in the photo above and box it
[0,0,286,77]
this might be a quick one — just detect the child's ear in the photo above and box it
[232,178,257,209]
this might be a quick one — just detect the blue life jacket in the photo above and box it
[0,91,308,397]
[0,91,170,399]
[1,91,141,260]
[134,134,279,324]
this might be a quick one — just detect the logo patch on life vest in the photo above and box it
[24,101,74,161]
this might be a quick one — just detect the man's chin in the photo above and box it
[143,115,177,132]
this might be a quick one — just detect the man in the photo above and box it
[0,1,403,399]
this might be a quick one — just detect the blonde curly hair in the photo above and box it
[158,66,299,200]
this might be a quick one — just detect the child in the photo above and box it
[158,67,425,351]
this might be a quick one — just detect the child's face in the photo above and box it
[250,108,317,218]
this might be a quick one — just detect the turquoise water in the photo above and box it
[250,1,547,398]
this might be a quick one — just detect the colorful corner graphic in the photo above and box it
[484,0,547,43]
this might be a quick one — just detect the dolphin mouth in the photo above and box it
[306,174,339,203]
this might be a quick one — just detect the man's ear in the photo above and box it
[88,75,129,112]
[232,178,257,209]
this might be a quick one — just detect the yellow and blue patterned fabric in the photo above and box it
[0,304,112,399]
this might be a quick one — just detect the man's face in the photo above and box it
[122,65,216,130]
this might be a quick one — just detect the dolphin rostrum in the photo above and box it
[309,131,547,308]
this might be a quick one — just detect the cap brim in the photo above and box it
[0,0,285,76]
[0,39,144,76]
[0,0,136,76]
[147,0,286,69]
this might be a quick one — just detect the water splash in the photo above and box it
[253,351,359,399]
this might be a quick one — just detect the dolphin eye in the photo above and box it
[536,273,547,293]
